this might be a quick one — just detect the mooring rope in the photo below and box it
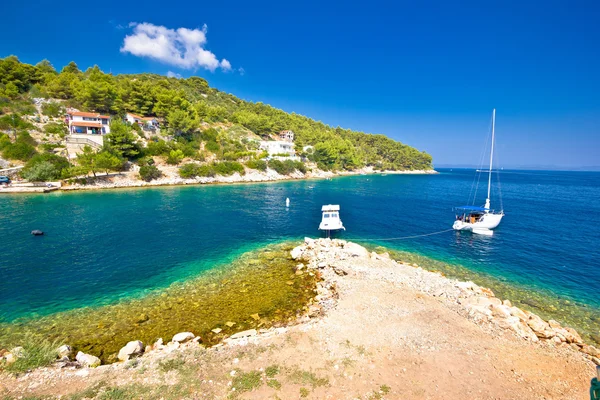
[357,228,455,241]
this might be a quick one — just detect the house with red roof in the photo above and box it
[66,111,111,135]
[125,112,159,131]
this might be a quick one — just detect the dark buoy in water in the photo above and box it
[31,230,44,236]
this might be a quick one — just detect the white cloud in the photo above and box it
[166,71,182,79]
[220,59,231,71]
[121,23,231,72]
[238,67,245,76]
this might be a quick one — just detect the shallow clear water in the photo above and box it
[1,169,599,342]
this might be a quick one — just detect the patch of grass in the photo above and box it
[68,381,107,400]
[157,356,186,373]
[266,379,282,390]
[366,384,392,400]
[70,382,197,400]
[287,368,329,388]
[265,364,280,378]
[356,345,368,356]
[1,335,60,374]
[300,387,310,398]
[341,357,355,368]
[124,359,140,369]
[98,387,130,400]
[231,370,263,393]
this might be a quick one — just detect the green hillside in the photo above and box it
[0,56,432,177]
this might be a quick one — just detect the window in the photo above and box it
[324,214,330,218]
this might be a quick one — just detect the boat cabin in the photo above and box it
[319,204,345,231]
[455,206,487,224]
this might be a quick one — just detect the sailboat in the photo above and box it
[452,109,504,236]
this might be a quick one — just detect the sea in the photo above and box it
[1,169,599,344]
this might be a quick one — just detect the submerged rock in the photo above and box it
[117,340,144,361]
[172,332,195,343]
[11,346,24,358]
[76,351,101,368]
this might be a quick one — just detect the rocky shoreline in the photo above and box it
[1,238,596,399]
[58,166,438,192]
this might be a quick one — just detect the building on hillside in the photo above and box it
[125,113,160,131]
[259,140,299,160]
[66,111,111,135]
[279,130,294,142]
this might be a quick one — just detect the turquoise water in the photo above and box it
[1,170,599,329]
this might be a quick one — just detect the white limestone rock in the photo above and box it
[57,345,73,359]
[343,242,369,258]
[172,332,195,343]
[117,340,144,361]
[76,351,101,368]
[291,246,304,260]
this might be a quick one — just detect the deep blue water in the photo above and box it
[1,169,599,322]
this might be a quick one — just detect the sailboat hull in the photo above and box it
[453,213,504,233]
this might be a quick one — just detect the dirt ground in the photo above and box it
[1,243,596,400]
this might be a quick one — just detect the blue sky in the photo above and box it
[1,0,599,168]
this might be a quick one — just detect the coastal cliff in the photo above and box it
[1,239,596,399]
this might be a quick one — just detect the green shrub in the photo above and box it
[16,131,37,146]
[139,165,162,182]
[41,102,64,118]
[179,163,215,178]
[2,142,37,161]
[39,143,61,153]
[0,133,10,150]
[20,161,57,182]
[44,122,68,137]
[245,159,267,171]
[21,153,69,181]
[146,140,170,156]
[166,149,185,165]
[137,156,155,167]
[213,161,245,176]
[268,159,306,175]
[205,140,220,154]
[199,127,218,142]
[175,142,199,157]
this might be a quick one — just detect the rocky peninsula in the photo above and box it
[1,238,597,399]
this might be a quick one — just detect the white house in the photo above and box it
[125,113,159,130]
[259,140,296,157]
[66,111,111,135]
[279,130,294,142]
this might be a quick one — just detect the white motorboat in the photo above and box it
[453,109,504,236]
[319,205,345,232]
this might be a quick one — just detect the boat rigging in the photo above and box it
[452,109,505,236]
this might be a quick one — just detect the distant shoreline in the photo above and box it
[55,167,439,193]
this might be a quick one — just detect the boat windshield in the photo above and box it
[323,213,330,218]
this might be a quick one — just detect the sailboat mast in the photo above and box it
[485,109,496,209]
